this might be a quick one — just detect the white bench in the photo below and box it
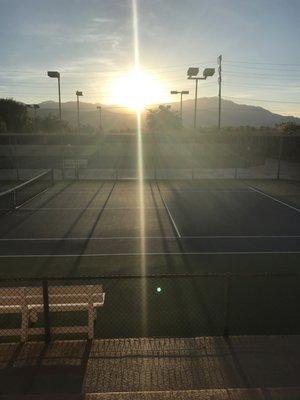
[0,284,105,341]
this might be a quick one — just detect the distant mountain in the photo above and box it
[37,97,300,130]
[37,101,136,130]
[176,97,300,127]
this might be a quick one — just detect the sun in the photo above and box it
[109,69,166,111]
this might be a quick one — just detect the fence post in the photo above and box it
[277,136,283,180]
[42,279,51,342]
[223,274,231,337]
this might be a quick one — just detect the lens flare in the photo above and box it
[132,0,147,335]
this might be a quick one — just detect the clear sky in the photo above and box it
[0,0,299,116]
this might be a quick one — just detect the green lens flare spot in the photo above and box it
[156,287,162,294]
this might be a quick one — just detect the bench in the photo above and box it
[0,284,105,341]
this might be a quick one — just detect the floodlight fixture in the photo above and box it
[76,91,83,96]
[170,90,190,123]
[47,71,60,79]
[203,68,215,78]
[187,67,199,77]
[47,70,61,120]
[187,66,216,129]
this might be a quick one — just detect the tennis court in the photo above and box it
[0,174,299,338]
[0,176,299,262]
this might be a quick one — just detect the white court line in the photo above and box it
[0,235,299,241]
[20,206,165,211]
[247,184,300,213]
[46,191,118,195]
[155,182,182,238]
[158,189,250,193]
[0,251,299,258]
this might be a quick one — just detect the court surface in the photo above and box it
[0,178,299,278]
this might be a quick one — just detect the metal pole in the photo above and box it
[223,274,231,337]
[58,76,62,121]
[194,79,198,129]
[15,135,20,181]
[99,107,102,131]
[34,107,37,127]
[180,92,183,123]
[42,279,51,342]
[218,55,222,130]
[277,136,283,180]
[76,95,80,180]
[77,95,80,128]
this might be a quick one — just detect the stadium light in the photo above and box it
[203,68,215,78]
[170,90,190,123]
[187,66,215,129]
[47,71,61,120]
[187,67,199,78]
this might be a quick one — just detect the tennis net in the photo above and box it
[0,169,54,215]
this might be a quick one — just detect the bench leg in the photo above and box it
[88,303,94,339]
[21,306,29,342]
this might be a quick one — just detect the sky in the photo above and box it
[0,0,299,116]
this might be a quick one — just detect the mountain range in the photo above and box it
[36,97,300,130]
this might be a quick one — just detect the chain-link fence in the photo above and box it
[0,134,299,181]
[0,272,299,343]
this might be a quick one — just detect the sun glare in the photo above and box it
[109,69,166,111]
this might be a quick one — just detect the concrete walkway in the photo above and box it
[0,336,299,398]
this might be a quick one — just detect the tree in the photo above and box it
[277,122,300,135]
[0,116,7,133]
[147,105,181,133]
[35,115,70,133]
[0,98,29,132]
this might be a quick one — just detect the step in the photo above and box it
[86,387,300,399]
[4,387,299,400]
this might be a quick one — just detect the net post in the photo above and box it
[42,279,51,342]
[223,274,231,337]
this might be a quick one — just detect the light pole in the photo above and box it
[75,91,83,180]
[33,104,40,122]
[26,104,40,129]
[76,91,83,128]
[96,106,102,131]
[170,90,189,124]
[217,55,222,130]
[47,71,61,120]
[187,67,215,129]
